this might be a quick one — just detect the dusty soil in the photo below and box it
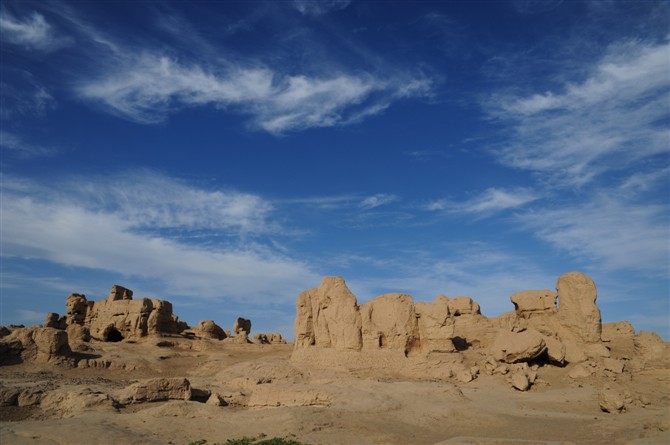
[1,335,668,445]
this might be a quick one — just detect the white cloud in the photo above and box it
[359,194,398,210]
[489,39,670,186]
[292,0,352,17]
[15,309,44,325]
[520,194,669,273]
[1,173,319,303]
[426,187,539,216]
[78,54,432,133]
[0,10,71,51]
[0,132,56,158]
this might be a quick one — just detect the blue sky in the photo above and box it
[1,0,668,339]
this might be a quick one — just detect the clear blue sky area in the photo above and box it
[1,0,668,339]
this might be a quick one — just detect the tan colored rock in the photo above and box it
[40,386,118,418]
[233,317,251,335]
[556,272,601,343]
[599,389,625,413]
[66,324,91,351]
[360,293,421,355]
[634,331,666,362]
[247,385,331,407]
[585,343,610,359]
[510,371,530,391]
[294,277,362,351]
[108,284,133,301]
[542,334,566,364]
[602,321,635,342]
[44,312,66,329]
[415,296,456,353]
[17,388,44,407]
[510,290,558,316]
[119,377,192,404]
[197,320,226,340]
[602,358,625,374]
[0,387,20,406]
[65,293,90,325]
[568,362,595,379]
[65,286,183,341]
[490,329,547,363]
[206,393,227,406]
[447,296,481,316]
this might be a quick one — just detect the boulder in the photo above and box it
[599,390,625,413]
[602,321,635,342]
[119,378,192,404]
[510,371,531,391]
[556,272,601,343]
[447,296,481,316]
[65,293,89,325]
[108,284,133,301]
[197,320,226,340]
[44,312,66,329]
[634,331,666,358]
[510,290,558,316]
[294,277,362,351]
[360,293,421,355]
[233,317,251,335]
[415,296,456,353]
[490,329,547,363]
[542,334,566,364]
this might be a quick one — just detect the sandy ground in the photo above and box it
[1,336,668,445]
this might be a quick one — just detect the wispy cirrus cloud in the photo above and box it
[488,39,669,187]
[359,194,398,210]
[77,54,432,134]
[1,172,317,303]
[520,193,669,274]
[0,9,72,51]
[426,187,539,217]
[0,132,56,158]
[292,0,351,17]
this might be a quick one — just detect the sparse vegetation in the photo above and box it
[187,437,313,445]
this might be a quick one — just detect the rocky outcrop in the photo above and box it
[510,290,557,316]
[118,378,192,404]
[294,277,363,350]
[253,333,286,344]
[0,327,71,365]
[196,320,226,340]
[233,317,252,336]
[490,329,547,363]
[292,272,620,385]
[51,285,187,342]
[415,296,456,353]
[556,272,602,343]
[360,293,421,355]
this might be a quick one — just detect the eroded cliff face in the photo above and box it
[60,285,184,342]
[292,272,617,377]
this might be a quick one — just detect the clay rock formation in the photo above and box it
[44,312,67,330]
[415,296,456,353]
[293,277,488,357]
[360,293,421,355]
[119,377,192,404]
[51,285,186,342]
[196,320,226,340]
[295,277,363,350]
[0,327,71,365]
[233,317,252,335]
[293,271,625,384]
[556,272,602,343]
[511,290,558,316]
[490,329,547,363]
[253,333,286,344]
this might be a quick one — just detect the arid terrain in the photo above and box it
[1,273,668,445]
